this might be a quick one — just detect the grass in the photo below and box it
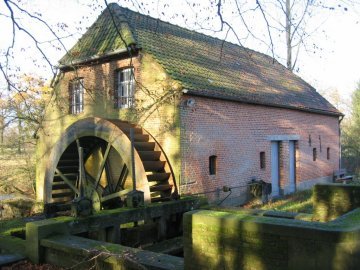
[0,217,27,236]
[0,149,35,197]
[0,148,36,220]
[243,189,313,214]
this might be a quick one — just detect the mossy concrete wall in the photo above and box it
[36,52,182,203]
[26,197,198,263]
[184,209,360,270]
[313,184,360,222]
[41,234,184,270]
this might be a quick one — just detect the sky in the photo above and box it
[1,0,360,113]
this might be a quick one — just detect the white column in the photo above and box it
[289,140,296,193]
[271,141,280,197]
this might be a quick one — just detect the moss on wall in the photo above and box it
[36,53,183,203]
[313,184,360,222]
[184,209,360,270]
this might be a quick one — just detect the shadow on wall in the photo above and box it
[184,208,360,270]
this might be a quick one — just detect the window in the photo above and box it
[70,78,84,114]
[327,147,330,160]
[260,152,265,169]
[313,148,317,161]
[209,155,217,175]
[116,67,135,108]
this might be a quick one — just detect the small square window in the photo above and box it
[313,148,317,161]
[70,78,84,114]
[209,155,217,175]
[327,147,330,160]
[260,152,265,169]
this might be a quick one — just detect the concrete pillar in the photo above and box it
[271,141,280,197]
[289,140,296,193]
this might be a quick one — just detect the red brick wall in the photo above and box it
[58,56,141,115]
[54,53,181,186]
[55,56,339,204]
[179,95,340,203]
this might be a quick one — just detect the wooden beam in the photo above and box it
[85,173,104,195]
[55,168,80,196]
[95,142,112,190]
[115,165,128,191]
[100,189,131,203]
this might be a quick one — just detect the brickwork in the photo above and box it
[38,52,340,205]
[36,53,182,201]
[180,95,340,203]
[58,55,141,117]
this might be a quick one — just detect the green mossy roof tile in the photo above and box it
[60,3,341,116]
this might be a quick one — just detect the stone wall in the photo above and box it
[183,209,360,270]
[180,95,339,204]
[313,184,360,222]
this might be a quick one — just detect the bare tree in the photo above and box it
[212,0,357,71]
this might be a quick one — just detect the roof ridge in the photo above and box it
[113,4,283,67]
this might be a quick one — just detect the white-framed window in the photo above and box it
[70,78,84,114]
[116,67,135,108]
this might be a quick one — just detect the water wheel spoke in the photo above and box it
[105,162,115,193]
[115,164,129,191]
[100,189,131,203]
[86,173,105,195]
[94,142,111,189]
[55,168,80,196]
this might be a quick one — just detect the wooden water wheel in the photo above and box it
[43,117,177,215]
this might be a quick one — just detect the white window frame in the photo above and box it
[117,67,135,108]
[70,78,84,114]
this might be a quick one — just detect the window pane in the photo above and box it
[70,78,84,114]
[117,68,135,108]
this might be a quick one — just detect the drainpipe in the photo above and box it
[130,128,136,190]
[339,115,344,169]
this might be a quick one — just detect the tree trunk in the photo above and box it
[0,116,4,154]
[286,0,292,70]
[0,128,3,154]
[17,118,22,154]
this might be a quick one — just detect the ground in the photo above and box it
[0,148,36,220]
[0,149,35,196]
[243,189,313,214]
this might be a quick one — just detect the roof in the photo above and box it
[59,3,342,116]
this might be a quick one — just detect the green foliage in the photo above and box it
[342,82,360,175]
[0,217,28,235]
[312,184,360,222]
